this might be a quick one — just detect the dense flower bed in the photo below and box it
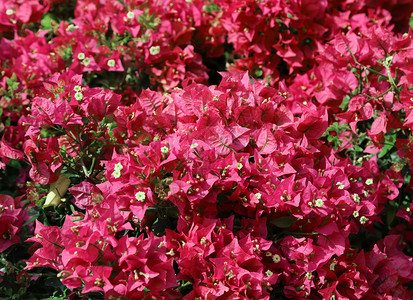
[1,0,413,299]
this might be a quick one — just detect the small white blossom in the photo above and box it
[359,216,368,224]
[77,52,85,60]
[272,254,281,263]
[190,143,198,149]
[114,163,123,171]
[6,9,13,15]
[265,270,273,277]
[139,271,149,279]
[365,179,373,185]
[73,85,82,92]
[127,11,135,19]
[315,198,324,207]
[82,57,91,66]
[66,24,77,31]
[336,182,345,189]
[352,211,359,218]
[237,163,243,170]
[255,193,262,200]
[112,169,121,179]
[166,249,175,256]
[107,59,116,67]
[74,92,83,101]
[149,46,161,55]
[351,194,360,204]
[135,191,146,202]
[161,146,169,153]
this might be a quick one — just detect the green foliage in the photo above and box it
[270,216,293,228]
[378,131,396,159]
[322,122,350,149]
[203,1,221,13]
[41,13,54,31]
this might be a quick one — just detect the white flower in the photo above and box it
[74,92,83,101]
[237,163,243,170]
[336,182,345,189]
[82,57,91,66]
[359,216,368,224]
[352,211,359,218]
[149,46,161,55]
[6,9,13,15]
[107,59,116,67]
[315,198,324,207]
[114,163,123,171]
[77,52,85,60]
[73,85,82,92]
[127,11,135,19]
[265,270,273,277]
[351,194,360,204]
[112,169,121,179]
[161,146,169,153]
[135,191,146,202]
[365,179,373,185]
[255,193,262,200]
[166,249,175,256]
[272,254,281,263]
[190,143,198,149]
[66,24,77,31]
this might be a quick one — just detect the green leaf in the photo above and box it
[41,13,54,30]
[254,69,263,77]
[271,216,293,228]
[40,125,65,138]
[81,116,90,124]
[378,132,396,158]
[6,73,18,92]
[378,75,388,83]
[203,2,221,13]
[340,95,351,110]
[23,215,38,227]
[386,204,397,226]
[354,145,364,152]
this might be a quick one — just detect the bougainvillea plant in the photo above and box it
[1,0,413,299]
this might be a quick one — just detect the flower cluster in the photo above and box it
[0,0,413,299]
[0,194,30,253]
[22,71,413,298]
